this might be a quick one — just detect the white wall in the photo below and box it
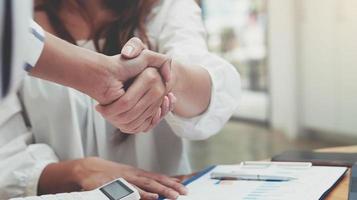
[268,0,299,138]
[268,0,357,138]
[299,0,357,136]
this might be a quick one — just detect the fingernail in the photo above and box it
[122,45,134,56]
[164,96,170,112]
[171,178,180,182]
[169,191,179,199]
[149,194,159,200]
[180,187,188,195]
[172,95,177,103]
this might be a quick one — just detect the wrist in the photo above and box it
[38,161,82,195]
[170,59,185,94]
[31,33,120,105]
[71,158,92,189]
[79,53,118,104]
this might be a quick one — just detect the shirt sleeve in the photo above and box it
[0,94,58,198]
[23,20,45,72]
[0,133,58,198]
[156,0,241,140]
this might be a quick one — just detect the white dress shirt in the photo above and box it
[0,1,55,199]
[0,0,241,198]
[0,0,45,100]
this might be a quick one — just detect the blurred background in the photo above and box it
[188,0,357,171]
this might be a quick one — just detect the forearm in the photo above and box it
[29,33,116,104]
[38,161,82,195]
[171,60,212,118]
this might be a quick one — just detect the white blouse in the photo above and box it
[0,0,241,198]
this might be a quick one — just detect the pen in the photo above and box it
[210,172,297,181]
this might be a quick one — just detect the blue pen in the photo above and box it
[210,172,297,181]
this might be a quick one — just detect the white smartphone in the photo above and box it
[10,178,140,200]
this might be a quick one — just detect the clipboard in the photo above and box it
[164,162,348,200]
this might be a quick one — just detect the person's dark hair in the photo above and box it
[35,0,158,55]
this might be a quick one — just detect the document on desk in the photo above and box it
[174,162,347,200]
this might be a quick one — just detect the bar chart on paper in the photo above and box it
[174,164,347,200]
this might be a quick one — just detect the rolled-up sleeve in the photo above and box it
[23,20,45,72]
[156,0,241,140]
[0,132,59,198]
[0,139,58,198]
[0,95,58,199]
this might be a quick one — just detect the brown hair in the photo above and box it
[35,0,158,55]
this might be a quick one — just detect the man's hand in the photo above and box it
[38,158,188,200]
[97,38,177,133]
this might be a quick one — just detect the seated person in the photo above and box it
[0,0,241,199]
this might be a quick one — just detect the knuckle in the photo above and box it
[140,192,150,199]
[141,49,150,57]
[154,85,165,95]
[142,178,154,187]
[144,70,159,83]
[173,182,183,190]
[157,175,168,183]
[118,112,135,124]
[162,188,174,196]
[118,97,130,108]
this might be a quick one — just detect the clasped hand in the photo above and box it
[96,38,176,133]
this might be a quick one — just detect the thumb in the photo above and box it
[121,50,171,82]
[121,37,147,59]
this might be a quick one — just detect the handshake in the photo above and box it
[91,37,177,133]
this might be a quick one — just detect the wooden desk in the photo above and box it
[317,145,357,200]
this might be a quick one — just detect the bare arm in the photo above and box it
[29,32,123,105]
[29,33,171,106]
[170,60,212,118]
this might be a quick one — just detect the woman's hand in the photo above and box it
[97,38,177,133]
[98,67,176,133]
[38,158,187,200]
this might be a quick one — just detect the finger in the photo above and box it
[143,108,162,133]
[123,50,171,82]
[128,108,158,133]
[96,74,152,118]
[159,57,172,83]
[120,94,164,131]
[120,115,152,134]
[115,81,164,125]
[168,93,177,112]
[160,96,170,118]
[171,178,181,182]
[138,116,155,133]
[143,173,188,196]
[135,186,159,200]
[119,102,158,133]
[121,37,147,58]
[152,108,162,127]
[135,177,180,200]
